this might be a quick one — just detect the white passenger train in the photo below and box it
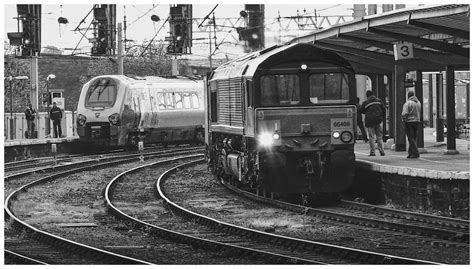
[76,75,205,148]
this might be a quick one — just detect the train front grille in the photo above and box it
[85,123,110,139]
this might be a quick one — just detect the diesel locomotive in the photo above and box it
[205,43,357,202]
[76,75,205,148]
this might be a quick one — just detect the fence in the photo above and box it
[4,111,77,140]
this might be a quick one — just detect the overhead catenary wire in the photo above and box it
[198,4,219,28]
[128,4,159,28]
[138,16,169,57]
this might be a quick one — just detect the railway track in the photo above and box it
[106,157,437,265]
[221,180,469,247]
[164,161,468,264]
[4,145,203,182]
[4,147,203,264]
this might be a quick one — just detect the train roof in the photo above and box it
[88,75,202,85]
[210,43,353,81]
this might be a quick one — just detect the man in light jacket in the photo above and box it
[401,90,422,158]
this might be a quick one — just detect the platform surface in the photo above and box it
[355,128,470,179]
[3,136,80,147]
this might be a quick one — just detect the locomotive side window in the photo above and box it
[260,75,300,106]
[85,78,117,107]
[309,73,350,104]
[209,81,218,122]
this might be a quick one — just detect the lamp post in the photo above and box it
[7,75,29,140]
[46,74,56,137]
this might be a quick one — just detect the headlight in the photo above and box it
[108,113,121,126]
[272,133,281,140]
[259,132,280,147]
[340,131,353,143]
[332,131,340,139]
[77,114,87,126]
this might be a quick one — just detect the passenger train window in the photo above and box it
[85,78,117,107]
[260,75,300,106]
[157,93,166,109]
[191,93,199,109]
[183,93,191,108]
[164,93,174,109]
[309,73,350,104]
[174,93,183,109]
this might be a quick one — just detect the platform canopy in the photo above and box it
[289,4,470,74]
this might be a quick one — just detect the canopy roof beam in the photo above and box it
[367,27,469,58]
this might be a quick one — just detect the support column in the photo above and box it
[387,74,395,139]
[436,73,444,142]
[117,23,123,75]
[394,64,406,151]
[444,65,459,154]
[29,56,39,110]
[377,74,387,140]
[428,74,434,128]
[466,83,470,123]
[415,70,424,149]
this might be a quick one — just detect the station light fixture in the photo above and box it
[151,15,160,22]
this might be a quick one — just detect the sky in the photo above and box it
[2,1,462,61]
[2,1,369,60]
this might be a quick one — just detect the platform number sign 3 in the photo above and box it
[393,43,414,60]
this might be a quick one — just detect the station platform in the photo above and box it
[354,128,470,180]
[4,136,80,148]
[353,128,469,218]
[3,136,81,162]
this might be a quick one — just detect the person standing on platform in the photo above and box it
[360,90,386,156]
[49,102,63,138]
[402,90,421,159]
[356,97,368,142]
[24,103,36,139]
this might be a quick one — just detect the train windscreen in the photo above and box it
[85,78,117,107]
[309,73,350,104]
[260,75,300,106]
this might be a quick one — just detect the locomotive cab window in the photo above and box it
[309,73,350,104]
[85,78,117,107]
[260,75,300,106]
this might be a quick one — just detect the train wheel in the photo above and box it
[300,193,309,206]
[192,129,204,146]
[310,193,341,206]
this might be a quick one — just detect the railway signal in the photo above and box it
[7,4,41,56]
[167,4,192,55]
[91,5,116,56]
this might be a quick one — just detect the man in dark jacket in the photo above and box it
[402,90,422,158]
[356,97,368,142]
[24,103,36,138]
[360,91,385,156]
[49,102,63,138]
